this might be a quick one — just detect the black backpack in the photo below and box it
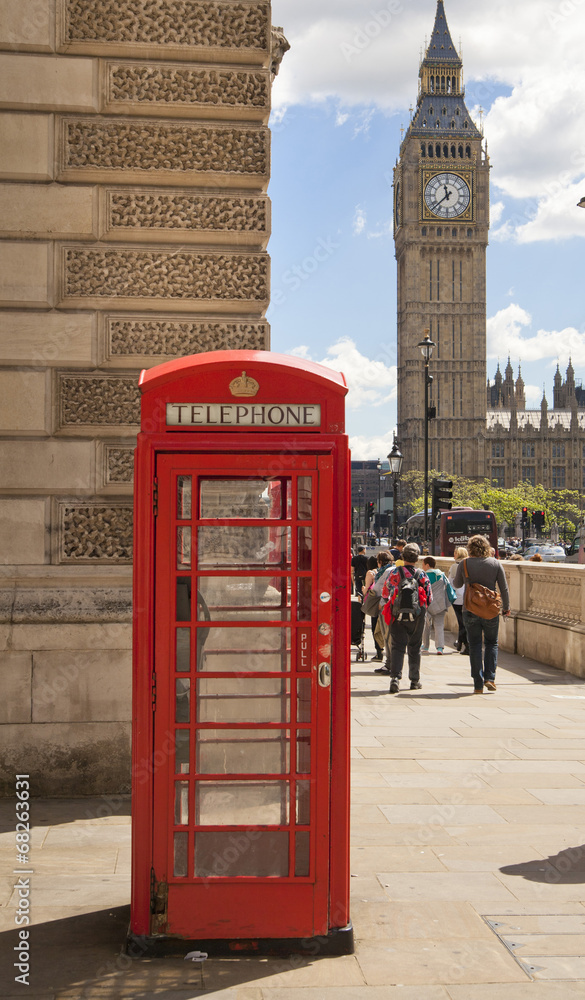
[393,567,422,622]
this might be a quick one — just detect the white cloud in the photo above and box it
[487,304,585,366]
[289,336,396,410]
[353,205,366,235]
[349,430,398,461]
[271,0,585,243]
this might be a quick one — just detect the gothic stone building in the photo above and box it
[0,0,278,795]
[394,1,585,494]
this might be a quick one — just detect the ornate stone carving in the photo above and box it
[59,501,133,562]
[107,191,268,233]
[62,247,268,302]
[62,118,268,176]
[105,447,135,484]
[526,571,582,624]
[107,63,268,110]
[63,0,269,51]
[107,316,268,356]
[59,373,140,426]
[270,26,290,78]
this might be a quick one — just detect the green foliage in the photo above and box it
[400,470,583,534]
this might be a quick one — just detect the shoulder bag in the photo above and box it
[462,560,502,620]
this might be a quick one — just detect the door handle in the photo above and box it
[318,663,331,688]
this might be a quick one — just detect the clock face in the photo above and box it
[424,172,470,219]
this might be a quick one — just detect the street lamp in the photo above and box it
[578,197,585,209]
[388,438,403,541]
[417,330,436,547]
[376,459,382,544]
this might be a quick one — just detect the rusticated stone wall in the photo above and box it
[0,0,275,795]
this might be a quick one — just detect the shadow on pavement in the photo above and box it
[500,845,585,885]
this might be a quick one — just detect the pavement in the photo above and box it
[2,629,585,999]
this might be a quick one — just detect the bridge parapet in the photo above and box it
[436,559,585,679]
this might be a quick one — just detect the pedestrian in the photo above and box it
[448,546,468,655]
[381,543,432,693]
[363,554,387,663]
[453,534,511,694]
[390,539,406,563]
[421,556,455,655]
[351,545,368,596]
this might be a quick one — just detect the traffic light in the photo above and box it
[432,478,453,518]
[532,510,545,532]
[521,507,529,526]
[367,501,375,521]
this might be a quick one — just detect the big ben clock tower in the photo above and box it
[394,0,489,478]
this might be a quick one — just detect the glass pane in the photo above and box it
[298,527,312,571]
[297,578,312,621]
[197,678,290,724]
[297,477,312,520]
[177,526,192,570]
[194,831,289,878]
[176,577,191,622]
[175,730,190,774]
[177,476,192,520]
[197,729,290,775]
[176,628,190,672]
[197,576,291,621]
[173,831,188,877]
[200,480,290,520]
[175,679,190,724]
[297,678,312,723]
[198,626,291,673]
[297,730,311,774]
[198,526,291,570]
[296,780,311,825]
[196,781,289,826]
[174,780,189,824]
[295,831,310,877]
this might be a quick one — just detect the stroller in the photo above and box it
[351,596,366,662]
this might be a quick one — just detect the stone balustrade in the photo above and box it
[436,558,585,678]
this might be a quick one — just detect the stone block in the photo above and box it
[56,0,270,65]
[57,244,270,313]
[8,622,132,650]
[32,648,131,722]
[0,440,92,491]
[0,242,51,307]
[0,183,97,239]
[0,54,96,111]
[0,112,53,180]
[0,499,47,564]
[0,722,131,796]
[0,370,47,433]
[57,116,270,190]
[100,312,268,365]
[0,0,53,51]
[0,311,94,365]
[0,652,32,723]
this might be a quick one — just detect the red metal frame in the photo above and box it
[131,351,350,946]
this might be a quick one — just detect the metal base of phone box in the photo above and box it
[126,922,355,958]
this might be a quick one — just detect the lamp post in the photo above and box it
[578,197,585,209]
[417,331,436,547]
[388,438,403,542]
[376,459,382,544]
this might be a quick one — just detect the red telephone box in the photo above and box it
[130,351,353,954]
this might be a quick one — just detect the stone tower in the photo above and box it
[394,0,490,477]
[0,0,276,795]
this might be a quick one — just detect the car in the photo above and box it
[523,544,566,563]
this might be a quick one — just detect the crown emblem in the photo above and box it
[229,371,260,397]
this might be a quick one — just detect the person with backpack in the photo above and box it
[421,556,456,655]
[381,543,433,693]
[452,534,511,694]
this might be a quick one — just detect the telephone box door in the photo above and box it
[151,451,334,940]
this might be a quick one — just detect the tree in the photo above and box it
[400,470,582,537]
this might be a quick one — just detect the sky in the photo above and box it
[266,0,585,460]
